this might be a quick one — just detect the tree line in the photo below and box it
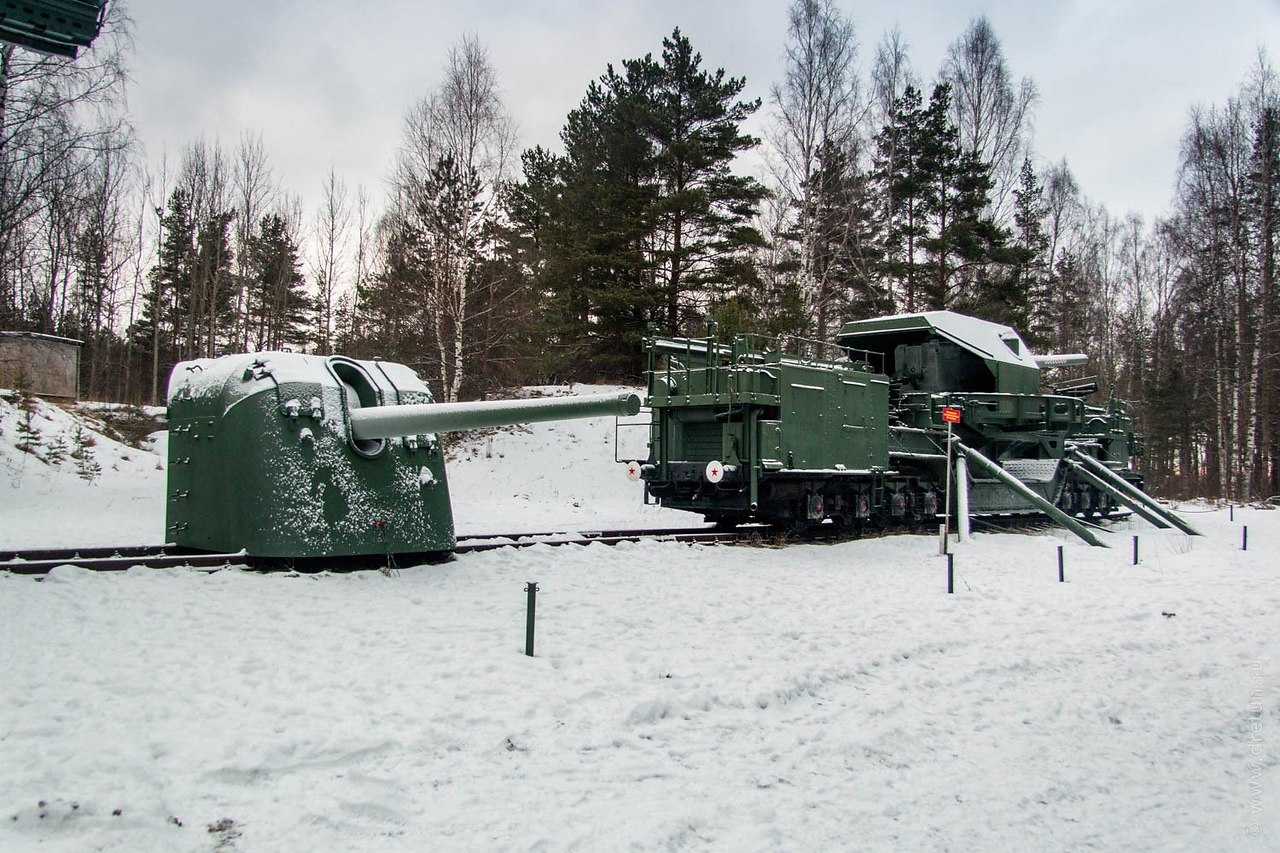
[1,2,1277,500]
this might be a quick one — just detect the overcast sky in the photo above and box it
[124,0,1280,225]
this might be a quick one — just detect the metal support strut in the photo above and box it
[953,440,1108,548]
[1066,461,1170,531]
[1066,447,1201,537]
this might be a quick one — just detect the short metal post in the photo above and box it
[1229,504,1235,522]
[956,454,971,542]
[947,554,954,594]
[524,582,538,656]
[1132,535,1139,565]
[1058,545,1064,583]
[1242,526,1248,551]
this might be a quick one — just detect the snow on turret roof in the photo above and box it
[836,311,1040,372]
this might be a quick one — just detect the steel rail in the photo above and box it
[1,549,248,576]
[1,513,1133,577]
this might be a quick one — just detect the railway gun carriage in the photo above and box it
[637,311,1193,541]
[639,321,928,532]
[835,311,1141,520]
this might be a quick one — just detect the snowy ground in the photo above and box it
[1,390,1277,852]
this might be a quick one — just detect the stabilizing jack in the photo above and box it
[953,440,1108,548]
[1065,446,1201,537]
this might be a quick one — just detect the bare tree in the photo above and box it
[0,4,132,328]
[390,33,517,402]
[768,0,862,339]
[334,185,374,353]
[0,5,131,233]
[73,130,137,398]
[868,28,916,134]
[176,140,234,360]
[310,166,350,354]
[231,131,276,350]
[940,15,1037,223]
[1041,158,1081,274]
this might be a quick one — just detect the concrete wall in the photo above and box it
[0,333,82,398]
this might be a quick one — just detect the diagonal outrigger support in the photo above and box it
[1065,446,1202,537]
[1065,461,1172,531]
[953,440,1108,548]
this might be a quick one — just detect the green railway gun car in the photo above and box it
[637,320,927,532]
[636,311,1196,542]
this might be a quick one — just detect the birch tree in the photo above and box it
[939,16,1037,224]
[768,0,861,338]
[388,33,515,402]
[231,132,276,350]
[311,166,350,354]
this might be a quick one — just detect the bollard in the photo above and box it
[947,554,954,594]
[1058,545,1064,583]
[1230,504,1235,522]
[1133,535,1139,566]
[524,581,539,657]
[1243,526,1248,551]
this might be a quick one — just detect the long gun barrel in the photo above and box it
[1034,353,1089,368]
[350,391,642,440]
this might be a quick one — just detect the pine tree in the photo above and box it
[70,426,101,482]
[45,431,69,466]
[14,408,42,457]
[873,85,934,311]
[874,83,1006,316]
[558,77,659,377]
[510,29,768,378]
[628,29,770,333]
[971,156,1044,335]
[133,188,194,404]
[247,213,312,352]
[12,384,42,457]
[185,210,238,359]
[918,83,1006,313]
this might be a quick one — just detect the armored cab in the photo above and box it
[167,352,639,560]
[834,311,1148,520]
[833,310,1047,395]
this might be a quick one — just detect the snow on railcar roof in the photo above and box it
[835,310,1040,372]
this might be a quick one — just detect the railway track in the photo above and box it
[0,525,748,577]
[453,525,751,553]
[0,545,250,576]
[0,513,1131,577]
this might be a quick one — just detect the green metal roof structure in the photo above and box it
[0,0,106,58]
[835,310,1043,394]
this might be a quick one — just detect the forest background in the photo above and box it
[1,1,1277,501]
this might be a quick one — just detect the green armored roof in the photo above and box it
[836,311,1036,368]
[836,311,1041,394]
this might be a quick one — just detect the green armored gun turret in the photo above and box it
[166,352,639,562]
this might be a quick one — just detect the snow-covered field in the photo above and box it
[1,390,1277,852]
